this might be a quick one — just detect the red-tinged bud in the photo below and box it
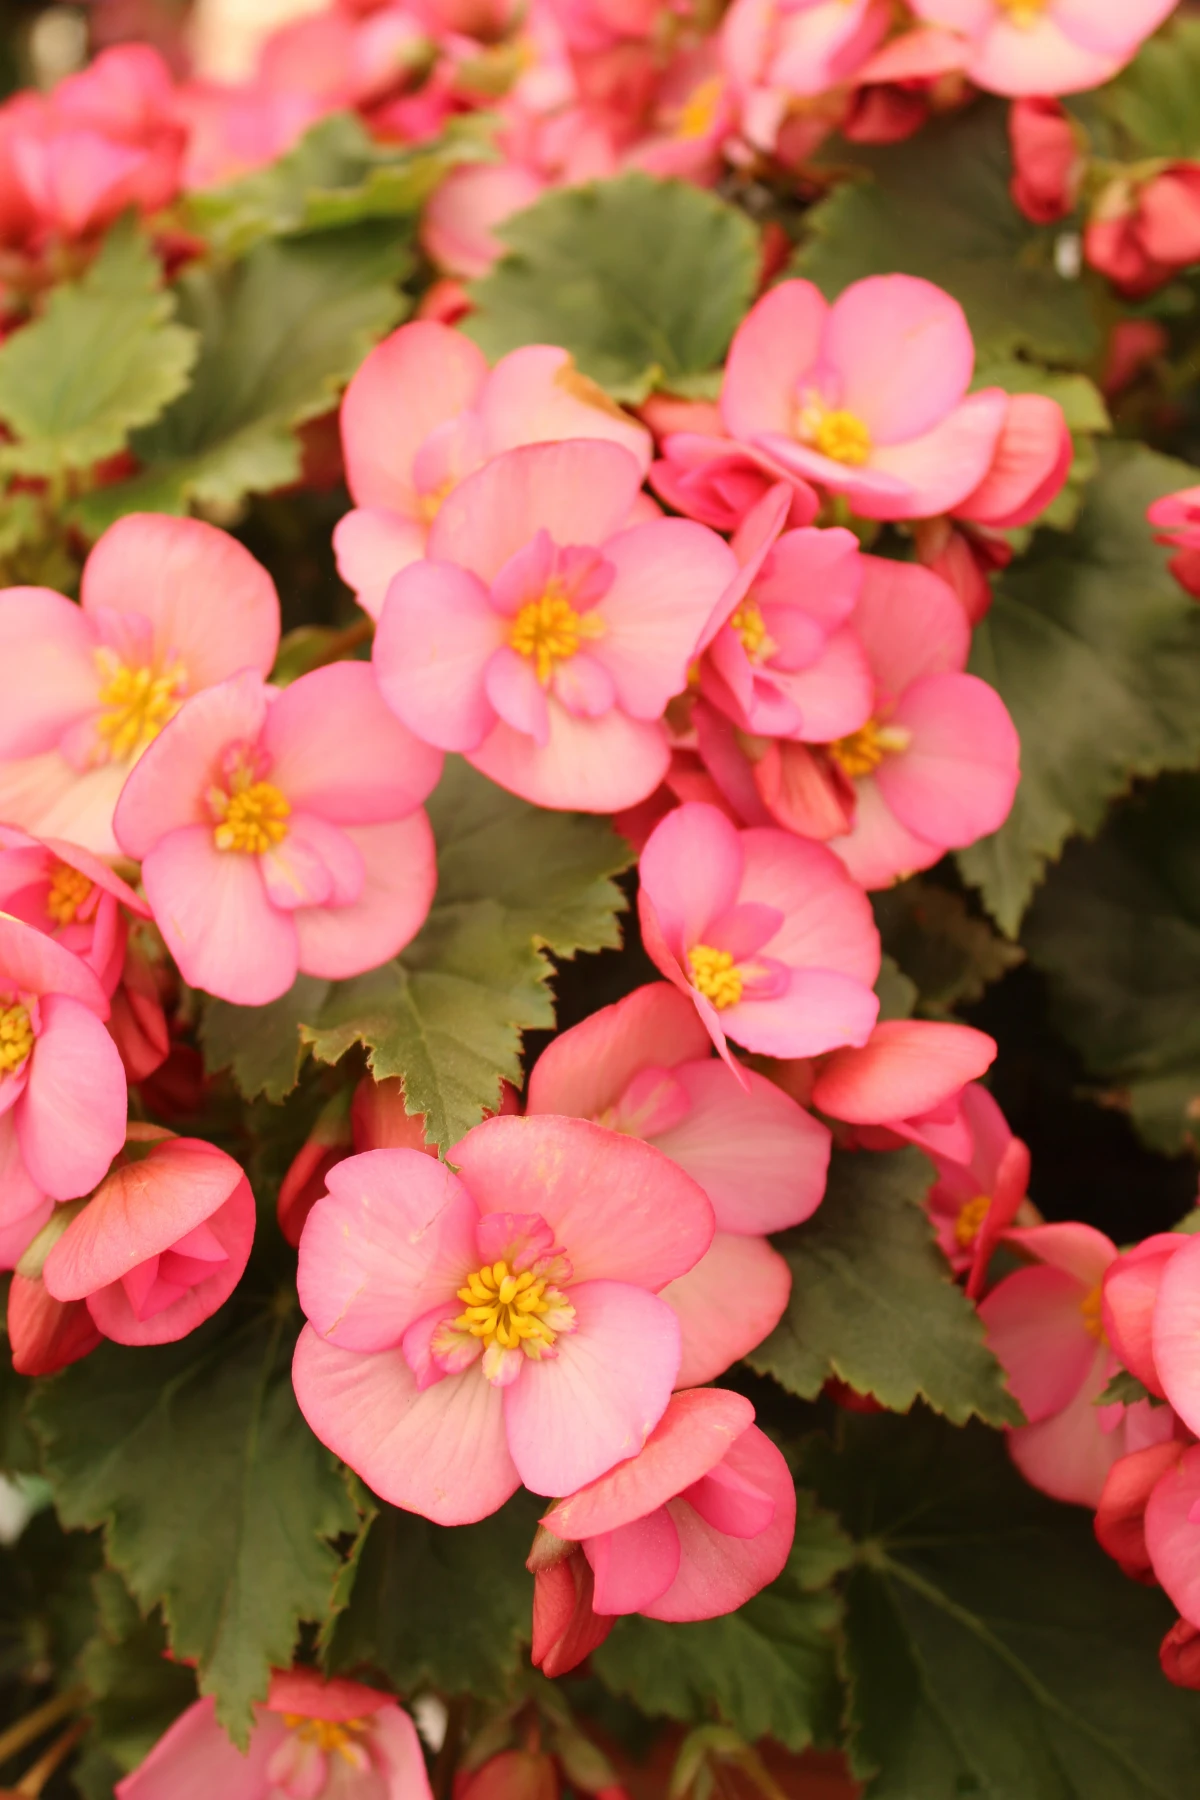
[1096,1441,1185,1583]
[459,1751,559,1800]
[416,277,472,325]
[1161,1617,1200,1690]
[1009,97,1082,225]
[278,1089,355,1249]
[824,1377,884,1414]
[7,1272,101,1378]
[351,1075,433,1152]
[108,938,170,1084]
[530,1548,615,1678]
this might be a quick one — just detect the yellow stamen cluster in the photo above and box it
[211,781,291,854]
[94,652,186,763]
[677,75,722,140]
[1080,1283,1106,1343]
[416,477,455,524]
[828,719,911,780]
[996,0,1046,25]
[509,588,605,685]
[954,1193,991,1251]
[454,1259,562,1358]
[0,1002,34,1076]
[46,861,94,927]
[283,1715,368,1765]
[813,409,872,467]
[730,598,775,664]
[688,944,743,1010]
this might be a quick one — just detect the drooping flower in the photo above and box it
[1125,1232,1200,1440]
[529,1388,796,1674]
[113,663,441,1007]
[116,1669,433,1800]
[40,1126,255,1347]
[1148,485,1200,600]
[334,321,652,619]
[1096,1439,1187,1583]
[1086,167,1200,298]
[949,393,1073,532]
[719,276,1009,521]
[637,801,881,1071]
[719,0,891,153]
[0,514,281,857]
[1143,1447,1200,1652]
[645,398,819,533]
[0,825,150,995]
[1008,96,1083,224]
[907,0,1178,97]
[292,1114,715,1523]
[373,441,737,812]
[527,980,831,1380]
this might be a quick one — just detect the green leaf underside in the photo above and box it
[0,218,197,477]
[466,172,759,402]
[30,1313,358,1743]
[957,441,1200,936]
[71,223,410,533]
[592,1492,852,1751]
[1023,773,1200,1155]
[797,100,1098,367]
[201,975,331,1103]
[749,1149,1021,1428]
[873,881,1024,1017]
[806,1412,1200,1799]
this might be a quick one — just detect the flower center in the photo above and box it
[46,861,94,926]
[688,944,743,1010]
[454,1258,564,1357]
[416,477,454,524]
[731,598,775,664]
[796,392,873,467]
[677,75,722,139]
[283,1715,369,1764]
[954,1193,991,1250]
[94,650,186,763]
[1080,1283,1106,1343]
[209,780,291,854]
[996,0,1046,25]
[509,587,605,686]
[828,718,912,779]
[0,1002,34,1076]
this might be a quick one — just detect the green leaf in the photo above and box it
[957,442,1200,936]
[0,1297,38,1476]
[200,975,331,1103]
[805,1410,1200,1799]
[326,1492,541,1697]
[749,1149,1021,1428]
[0,219,197,478]
[74,1572,197,1791]
[466,173,759,402]
[302,759,631,1145]
[1100,18,1200,160]
[1098,1369,1159,1410]
[592,1491,851,1751]
[30,1313,359,1743]
[872,881,1024,1017]
[797,101,1098,367]
[71,223,409,533]
[1023,774,1200,1155]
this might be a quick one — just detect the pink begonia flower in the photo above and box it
[42,1127,254,1347]
[841,25,968,146]
[529,1388,795,1673]
[1161,1616,1200,1690]
[106,934,171,1087]
[333,321,652,620]
[719,276,1009,521]
[1142,1446,1200,1640]
[277,1074,436,1248]
[1086,167,1200,299]
[117,1669,433,1800]
[526,980,831,1382]
[949,393,1073,532]
[980,1222,1173,1507]
[0,913,125,1253]
[909,0,1178,98]
[0,826,150,997]
[174,80,327,190]
[0,513,281,858]
[421,162,548,279]
[374,441,737,812]
[1149,486,1200,600]
[719,0,890,153]
[925,1082,1029,1296]
[1100,1231,1184,1403]
[1137,1233,1200,1441]
[113,663,441,1007]
[698,484,872,747]
[637,801,881,1071]
[1008,96,1082,225]
[648,416,819,534]
[292,1114,715,1524]
[1096,1439,1186,1582]
[6,1269,101,1377]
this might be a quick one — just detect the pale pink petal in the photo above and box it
[721,281,827,443]
[260,812,360,912]
[761,627,874,742]
[594,521,738,719]
[264,1672,392,1722]
[112,670,269,862]
[825,773,943,890]
[264,660,443,820]
[852,555,971,695]
[82,1182,254,1346]
[451,1114,714,1290]
[0,910,110,1012]
[142,824,298,1007]
[824,275,974,443]
[879,672,1020,849]
[0,1107,45,1232]
[951,394,1072,529]
[1003,1221,1116,1287]
[16,994,125,1200]
[294,813,437,981]
[637,802,744,962]
[1052,0,1177,56]
[114,1697,286,1800]
[502,1280,681,1495]
[293,1328,519,1524]
[526,982,711,1120]
[737,828,881,982]
[650,1059,830,1233]
[468,703,670,813]
[0,755,128,861]
[645,1424,796,1621]
[339,320,488,511]
[585,1508,681,1614]
[297,1148,479,1350]
[1152,1236,1200,1440]
[422,162,545,279]
[479,345,652,470]
[547,1389,756,1539]
[1008,1346,1142,1508]
[855,391,1010,521]
[81,515,279,688]
[371,1705,437,1800]
[333,507,429,623]
[1103,1235,1179,1401]
[1146,1446,1200,1629]
[661,1233,791,1386]
[978,1263,1094,1423]
[965,17,1119,97]
[372,560,504,754]
[813,1020,996,1126]
[0,587,98,758]
[428,442,644,587]
[0,1195,51,1270]
[485,646,551,743]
